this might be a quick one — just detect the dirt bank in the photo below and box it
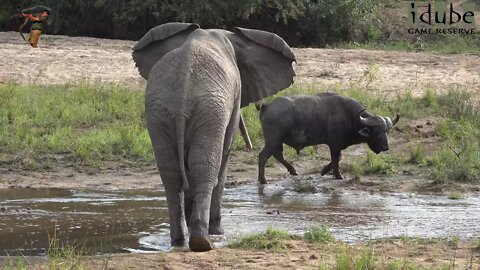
[1,31,478,95]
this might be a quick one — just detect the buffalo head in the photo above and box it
[358,113,399,154]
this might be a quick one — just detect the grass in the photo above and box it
[337,34,480,55]
[0,232,94,270]
[408,144,426,165]
[1,257,27,270]
[228,227,296,251]
[226,228,479,269]
[47,240,87,270]
[335,247,375,270]
[0,81,153,168]
[44,228,92,270]
[473,239,480,250]
[1,80,479,184]
[360,151,396,176]
[304,225,335,244]
[448,192,462,200]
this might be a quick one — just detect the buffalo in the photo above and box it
[257,92,399,184]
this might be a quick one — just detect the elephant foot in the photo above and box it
[258,177,267,185]
[209,223,224,235]
[189,220,213,251]
[289,169,298,176]
[189,236,214,252]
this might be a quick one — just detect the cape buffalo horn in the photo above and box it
[359,115,378,126]
[392,113,400,126]
[384,117,393,130]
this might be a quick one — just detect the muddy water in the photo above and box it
[1,181,479,255]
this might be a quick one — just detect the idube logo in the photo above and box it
[408,2,475,34]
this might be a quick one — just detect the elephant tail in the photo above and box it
[255,103,268,119]
[255,103,268,112]
[176,115,189,190]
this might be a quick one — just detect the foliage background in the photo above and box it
[0,0,382,46]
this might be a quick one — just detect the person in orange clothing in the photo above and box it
[19,6,51,48]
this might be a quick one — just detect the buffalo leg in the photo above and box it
[273,150,297,176]
[258,147,273,184]
[330,148,343,179]
[321,162,333,176]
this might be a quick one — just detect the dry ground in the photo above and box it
[10,240,480,269]
[1,31,479,95]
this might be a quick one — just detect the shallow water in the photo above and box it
[1,180,479,255]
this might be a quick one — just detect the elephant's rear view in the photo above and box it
[132,23,296,251]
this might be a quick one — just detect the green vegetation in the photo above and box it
[340,33,480,55]
[2,0,477,53]
[447,192,462,200]
[357,150,396,176]
[0,82,153,168]
[448,235,460,248]
[408,144,426,165]
[0,234,91,270]
[1,80,479,184]
[229,228,471,269]
[0,0,381,47]
[473,239,480,250]
[335,247,375,270]
[304,225,335,244]
[1,257,27,270]
[228,227,295,251]
[47,237,87,270]
[412,89,480,183]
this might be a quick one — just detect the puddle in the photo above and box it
[1,180,480,255]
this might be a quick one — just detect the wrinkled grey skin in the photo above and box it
[258,93,399,183]
[132,23,295,252]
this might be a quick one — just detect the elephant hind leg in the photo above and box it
[210,101,240,235]
[187,161,217,251]
[161,171,188,247]
[148,122,188,247]
[187,131,226,251]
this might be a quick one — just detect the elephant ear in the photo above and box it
[132,22,200,79]
[227,27,296,107]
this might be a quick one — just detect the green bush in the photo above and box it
[336,247,375,270]
[360,150,395,176]
[408,144,425,165]
[304,225,335,244]
[228,227,295,251]
[1,0,383,47]
[429,119,480,183]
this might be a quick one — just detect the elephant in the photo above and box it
[132,22,296,251]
